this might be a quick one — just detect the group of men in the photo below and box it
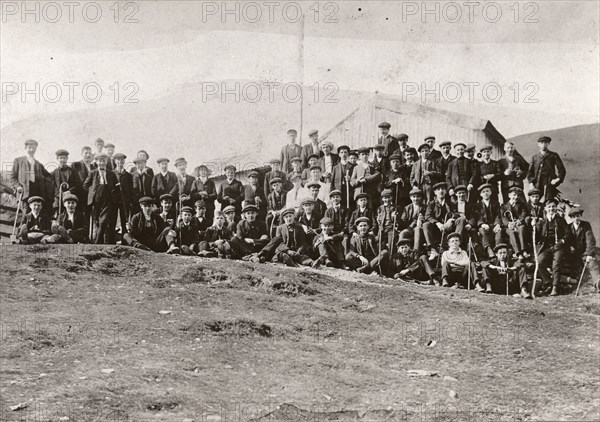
[8,124,600,298]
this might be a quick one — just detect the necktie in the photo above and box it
[99,170,106,184]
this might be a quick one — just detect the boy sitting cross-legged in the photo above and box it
[231,204,269,260]
[312,217,345,268]
[440,232,479,288]
[48,193,89,244]
[255,208,314,267]
[19,196,53,244]
[171,206,202,255]
[345,217,389,274]
[123,196,171,252]
[392,239,436,285]
[198,211,233,258]
[481,243,529,297]
[348,193,376,237]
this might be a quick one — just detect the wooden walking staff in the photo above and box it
[345,169,351,209]
[531,221,540,299]
[58,182,69,219]
[575,261,589,297]
[10,191,24,244]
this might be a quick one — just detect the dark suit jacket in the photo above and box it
[9,156,53,199]
[20,212,51,233]
[410,159,437,187]
[151,172,179,199]
[569,220,596,257]
[131,168,154,202]
[349,208,376,234]
[433,155,456,185]
[527,151,566,188]
[280,144,303,173]
[267,190,286,212]
[218,179,245,212]
[52,166,81,208]
[351,163,381,200]
[83,169,120,206]
[317,154,339,176]
[57,211,89,240]
[264,170,288,195]
[446,157,480,190]
[500,201,527,225]
[274,222,309,252]
[300,144,323,168]
[348,234,382,259]
[425,199,456,224]
[378,134,398,157]
[236,219,268,241]
[330,161,355,192]
[243,185,267,215]
[324,206,351,235]
[114,169,134,212]
[401,202,425,229]
[295,210,322,233]
[130,211,166,239]
[204,225,234,243]
[176,174,196,196]
[177,221,202,246]
[535,215,569,250]
[429,149,442,161]
[473,200,502,227]
[498,156,528,193]
[191,178,217,211]
[479,159,501,186]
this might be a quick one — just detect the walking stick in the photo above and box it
[467,237,472,290]
[89,205,95,243]
[10,191,24,244]
[58,182,69,219]
[390,212,397,266]
[345,169,351,209]
[437,212,453,268]
[378,215,384,275]
[506,269,509,297]
[575,261,589,297]
[531,222,539,299]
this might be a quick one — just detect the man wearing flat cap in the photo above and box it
[446,142,480,203]
[377,122,398,157]
[191,164,217,225]
[18,196,53,244]
[394,133,410,163]
[424,136,442,161]
[330,145,355,210]
[318,141,339,184]
[131,155,154,215]
[567,208,600,291]
[478,145,501,200]
[51,149,81,215]
[527,136,566,201]
[112,152,134,235]
[231,204,269,259]
[48,193,89,244]
[83,153,120,243]
[104,143,116,170]
[243,171,267,221]
[9,139,53,210]
[280,129,302,173]
[174,157,195,200]
[498,141,528,204]
[152,158,179,203]
[263,158,288,196]
[410,143,437,203]
[266,177,287,238]
[433,141,455,185]
[301,129,323,169]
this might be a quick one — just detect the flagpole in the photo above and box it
[298,14,305,146]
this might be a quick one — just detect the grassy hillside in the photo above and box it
[1,245,599,421]
[509,123,600,235]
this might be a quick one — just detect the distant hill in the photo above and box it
[509,123,600,235]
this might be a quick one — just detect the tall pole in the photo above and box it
[298,15,305,146]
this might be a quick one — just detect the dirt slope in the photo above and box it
[1,245,599,421]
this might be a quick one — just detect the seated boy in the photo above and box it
[266,177,287,238]
[296,197,321,249]
[173,206,202,255]
[423,182,464,260]
[198,211,233,258]
[399,187,425,252]
[48,193,89,243]
[256,208,314,267]
[193,200,211,235]
[481,243,529,297]
[123,197,171,252]
[157,194,177,228]
[349,193,376,237]
[230,204,269,259]
[392,239,436,284]
[500,186,528,257]
[18,196,53,244]
[305,181,328,217]
[567,208,600,291]
[242,171,267,221]
[324,190,351,253]
[313,217,345,268]
[223,205,239,232]
[440,233,479,288]
[473,183,503,258]
[345,217,389,274]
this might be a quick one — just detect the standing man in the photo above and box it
[93,138,104,157]
[371,144,389,180]
[351,147,382,210]
[567,208,600,291]
[83,153,119,244]
[174,157,195,199]
[446,142,479,202]
[191,164,217,225]
[478,145,501,201]
[300,129,322,168]
[377,122,398,157]
[71,146,96,217]
[112,153,133,236]
[217,165,245,215]
[395,134,410,164]
[330,145,355,209]
[51,149,81,215]
[425,136,442,161]
[9,139,53,211]
[433,140,455,185]
[131,156,153,214]
[410,143,437,203]
[151,158,179,203]
[527,136,566,201]
[383,153,410,208]
[498,141,528,204]
[318,141,339,185]
[263,159,288,196]
[280,129,302,173]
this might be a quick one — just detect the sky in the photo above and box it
[1,1,599,142]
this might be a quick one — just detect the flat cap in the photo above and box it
[194,200,206,208]
[405,147,418,156]
[269,158,281,164]
[62,193,78,202]
[320,217,334,225]
[389,153,402,162]
[320,141,333,149]
[424,136,436,142]
[242,204,258,213]
[133,157,147,164]
[307,154,319,162]
[355,217,371,226]
[454,185,467,193]
[545,198,558,206]
[409,187,423,196]
[378,122,391,129]
[290,174,303,182]
[104,143,115,149]
[493,243,509,252]
[329,189,342,198]
[453,142,467,149]
[358,147,370,155]
[55,149,69,156]
[287,129,297,135]
[290,156,302,163]
[447,232,461,241]
[439,141,451,147]
[301,197,315,206]
[397,239,412,247]
[528,188,541,196]
[24,139,38,147]
[269,177,283,185]
[306,181,321,189]
[568,207,584,217]
[355,193,369,201]
[94,138,104,144]
[480,145,492,152]
[417,143,430,152]
[224,164,236,172]
[433,182,447,191]
[157,157,170,164]
[381,189,393,198]
[465,143,477,151]
[373,144,385,150]
[309,165,322,172]
[308,129,318,137]
[180,206,194,214]
[159,194,174,202]
[397,133,409,140]
[223,205,236,213]
[337,145,350,153]
[139,196,154,205]
[281,208,296,218]
[174,157,187,166]
[95,153,108,160]
[349,150,359,157]
[478,183,493,192]
[27,196,44,204]
[247,171,259,178]
[509,186,523,194]
[537,136,551,143]
[113,152,126,160]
